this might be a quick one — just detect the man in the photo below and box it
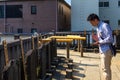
[87,13,113,80]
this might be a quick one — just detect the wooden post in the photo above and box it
[66,42,70,58]
[80,40,83,57]
[84,29,87,36]
[66,69,72,79]
[31,36,35,50]
[20,38,27,80]
[78,40,80,52]
[3,40,9,65]
[68,62,73,69]
[48,44,51,70]
[37,35,40,48]
[51,38,57,58]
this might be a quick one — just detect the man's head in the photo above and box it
[87,13,100,27]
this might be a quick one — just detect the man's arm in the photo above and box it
[99,24,113,44]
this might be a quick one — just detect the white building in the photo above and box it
[71,0,120,31]
[71,0,99,31]
[99,0,120,30]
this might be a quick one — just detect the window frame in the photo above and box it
[118,20,120,26]
[31,5,37,15]
[0,5,4,18]
[99,1,109,7]
[104,2,109,7]
[6,5,23,18]
[17,28,23,33]
[118,1,120,7]
[99,2,104,7]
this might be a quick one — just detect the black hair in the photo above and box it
[87,13,100,21]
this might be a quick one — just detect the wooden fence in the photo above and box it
[0,36,57,80]
[0,31,120,80]
[53,32,120,49]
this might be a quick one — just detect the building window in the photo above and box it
[99,2,109,7]
[6,5,23,18]
[103,20,110,24]
[17,28,23,33]
[31,6,37,14]
[0,5,4,18]
[118,1,120,6]
[104,2,109,7]
[99,2,104,7]
[0,5,22,18]
[118,20,120,26]
[31,28,37,33]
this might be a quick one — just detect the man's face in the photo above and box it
[89,19,98,27]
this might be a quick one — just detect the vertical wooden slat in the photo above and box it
[78,40,80,52]
[66,42,70,58]
[80,40,83,57]
[20,38,27,80]
[31,36,35,50]
[3,40,9,65]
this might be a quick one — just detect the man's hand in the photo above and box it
[92,41,99,45]
[92,33,98,42]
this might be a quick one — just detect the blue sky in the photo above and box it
[65,0,71,5]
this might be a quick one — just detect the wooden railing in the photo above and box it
[53,32,120,49]
[0,31,120,80]
[0,35,57,80]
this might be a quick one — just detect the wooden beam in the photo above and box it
[2,40,9,65]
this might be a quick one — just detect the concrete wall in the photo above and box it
[71,0,99,31]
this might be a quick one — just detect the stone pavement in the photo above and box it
[57,49,120,80]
